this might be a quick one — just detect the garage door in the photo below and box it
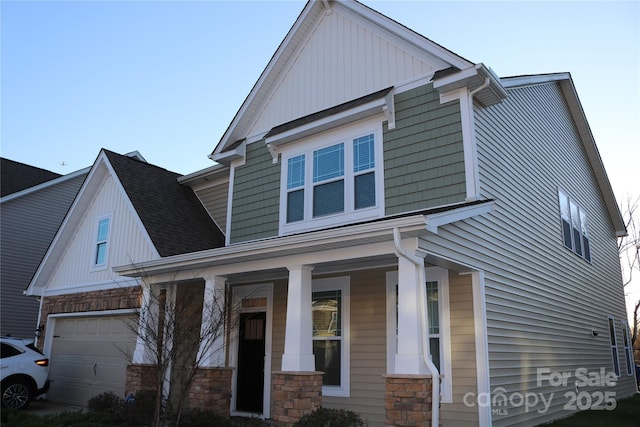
[48,314,138,406]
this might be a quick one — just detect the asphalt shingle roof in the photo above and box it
[103,150,225,257]
[1,158,61,197]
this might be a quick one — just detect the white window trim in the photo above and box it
[278,117,385,236]
[558,189,591,262]
[313,276,350,398]
[608,315,620,377]
[621,320,633,376]
[386,267,452,403]
[91,213,113,271]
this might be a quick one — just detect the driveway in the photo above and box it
[25,399,84,416]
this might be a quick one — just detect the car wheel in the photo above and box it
[1,379,33,409]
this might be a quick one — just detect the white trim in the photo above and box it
[313,276,350,398]
[385,267,452,402]
[230,283,274,418]
[0,166,90,204]
[42,278,140,296]
[607,315,620,377]
[278,116,385,235]
[471,270,492,427]
[424,201,495,234]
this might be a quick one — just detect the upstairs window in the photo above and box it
[93,215,111,267]
[608,316,620,377]
[558,190,591,262]
[280,119,383,234]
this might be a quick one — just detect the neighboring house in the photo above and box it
[25,150,225,406]
[27,1,636,427]
[1,158,87,338]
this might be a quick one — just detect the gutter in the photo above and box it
[392,227,440,427]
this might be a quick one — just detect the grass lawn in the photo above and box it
[543,394,639,426]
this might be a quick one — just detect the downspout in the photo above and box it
[393,227,439,427]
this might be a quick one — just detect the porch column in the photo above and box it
[132,284,153,364]
[198,276,227,367]
[395,254,428,374]
[281,265,315,371]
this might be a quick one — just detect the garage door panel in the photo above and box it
[49,314,137,407]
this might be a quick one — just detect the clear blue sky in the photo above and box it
[2,0,639,311]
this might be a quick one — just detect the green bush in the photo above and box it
[88,391,125,421]
[175,407,229,426]
[293,407,366,427]
[2,411,123,427]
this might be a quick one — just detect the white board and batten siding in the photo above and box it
[247,4,447,140]
[423,81,634,426]
[44,173,158,292]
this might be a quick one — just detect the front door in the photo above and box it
[235,312,266,413]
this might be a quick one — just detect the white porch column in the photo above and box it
[395,254,428,375]
[132,284,152,364]
[281,265,315,371]
[198,276,227,367]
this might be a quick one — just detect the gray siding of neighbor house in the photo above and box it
[229,142,280,244]
[384,83,466,214]
[421,81,634,426]
[0,173,85,337]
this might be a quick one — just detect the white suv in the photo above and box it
[0,337,50,409]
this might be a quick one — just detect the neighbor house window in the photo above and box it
[94,215,111,267]
[558,190,591,261]
[621,320,633,376]
[312,277,350,397]
[386,267,452,402]
[280,118,383,234]
[608,316,620,376]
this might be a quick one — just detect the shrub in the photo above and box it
[292,407,366,427]
[175,407,230,427]
[88,391,126,421]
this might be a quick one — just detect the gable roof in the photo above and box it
[1,158,61,196]
[501,73,626,237]
[211,0,475,159]
[102,150,225,256]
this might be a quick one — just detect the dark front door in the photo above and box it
[236,312,266,413]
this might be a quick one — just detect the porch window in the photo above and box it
[93,215,111,268]
[558,190,591,262]
[608,316,620,376]
[312,277,350,397]
[386,267,452,402]
[279,118,384,235]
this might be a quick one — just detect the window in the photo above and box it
[280,119,383,234]
[558,190,591,261]
[608,316,620,376]
[93,215,111,267]
[386,267,452,402]
[621,320,633,376]
[312,277,350,397]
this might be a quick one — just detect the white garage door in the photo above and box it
[48,314,138,406]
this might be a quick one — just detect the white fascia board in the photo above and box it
[178,163,229,186]
[433,63,506,106]
[114,215,428,277]
[211,142,246,166]
[500,73,570,89]
[424,201,495,234]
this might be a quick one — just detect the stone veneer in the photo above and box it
[187,367,233,417]
[126,364,159,396]
[384,374,433,427]
[271,371,323,425]
[37,287,141,347]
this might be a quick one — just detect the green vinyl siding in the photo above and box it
[229,142,280,243]
[383,84,466,214]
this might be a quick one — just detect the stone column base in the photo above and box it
[271,371,323,425]
[126,364,160,397]
[384,374,433,427]
[187,367,233,417]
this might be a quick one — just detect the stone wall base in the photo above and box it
[187,367,233,417]
[271,371,323,425]
[384,374,433,427]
